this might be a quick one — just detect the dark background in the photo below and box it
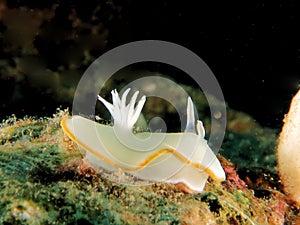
[1,0,300,129]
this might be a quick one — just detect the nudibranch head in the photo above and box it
[61,88,225,192]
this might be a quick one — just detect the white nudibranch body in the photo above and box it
[61,89,225,192]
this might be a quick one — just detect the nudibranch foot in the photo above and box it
[61,88,225,192]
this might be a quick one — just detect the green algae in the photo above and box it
[222,128,278,174]
[0,110,298,224]
[0,112,123,224]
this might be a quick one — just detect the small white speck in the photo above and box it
[214,111,222,119]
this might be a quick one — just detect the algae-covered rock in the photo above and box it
[0,108,299,224]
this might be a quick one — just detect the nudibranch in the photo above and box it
[61,88,225,192]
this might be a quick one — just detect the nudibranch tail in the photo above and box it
[62,88,225,192]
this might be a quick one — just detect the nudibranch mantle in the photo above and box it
[61,88,225,192]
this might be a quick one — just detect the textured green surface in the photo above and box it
[0,109,299,224]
